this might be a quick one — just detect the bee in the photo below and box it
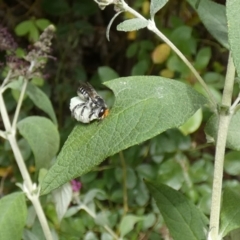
[70,82,109,123]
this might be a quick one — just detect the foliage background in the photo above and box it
[1,0,238,239]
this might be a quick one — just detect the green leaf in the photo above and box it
[150,0,168,18]
[6,79,57,125]
[187,0,228,49]
[119,215,144,237]
[227,0,240,77]
[0,192,27,240]
[98,66,119,82]
[28,26,39,42]
[131,60,149,75]
[225,151,240,176]
[17,116,60,169]
[52,182,72,221]
[117,18,148,32]
[35,19,51,31]
[41,76,207,194]
[179,108,202,135]
[145,180,208,240]
[27,82,57,124]
[194,47,212,70]
[15,20,34,36]
[205,111,240,150]
[220,188,240,237]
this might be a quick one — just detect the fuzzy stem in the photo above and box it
[120,1,216,109]
[209,54,235,239]
[0,71,53,240]
[12,77,28,130]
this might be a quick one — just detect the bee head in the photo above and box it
[98,107,109,119]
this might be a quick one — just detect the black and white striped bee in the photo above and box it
[70,82,109,123]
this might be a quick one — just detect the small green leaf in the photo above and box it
[41,76,207,194]
[220,188,240,237]
[17,116,60,169]
[15,20,34,36]
[227,0,240,77]
[0,192,27,240]
[28,26,39,42]
[131,60,149,75]
[98,66,119,82]
[35,19,51,31]
[179,108,202,135]
[119,215,144,237]
[187,0,228,49]
[117,18,148,32]
[195,47,212,70]
[225,151,240,176]
[205,111,240,150]
[52,182,72,221]
[150,0,168,18]
[145,180,208,240]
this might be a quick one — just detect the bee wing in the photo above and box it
[77,82,98,101]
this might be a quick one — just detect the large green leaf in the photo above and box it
[17,116,60,169]
[6,79,57,125]
[205,111,240,151]
[227,0,240,76]
[41,76,207,194]
[187,0,228,49]
[0,192,27,240]
[145,180,208,240]
[220,188,240,237]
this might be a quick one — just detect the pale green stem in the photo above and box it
[120,1,217,109]
[0,71,53,240]
[12,77,28,130]
[209,54,235,240]
[1,69,12,89]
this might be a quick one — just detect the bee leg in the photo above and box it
[71,103,85,117]
[80,105,87,116]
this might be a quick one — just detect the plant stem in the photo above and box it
[121,1,217,109]
[0,72,53,240]
[209,54,235,239]
[119,151,128,214]
[12,77,28,130]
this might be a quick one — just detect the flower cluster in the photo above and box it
[0,27,17,52]
[25,25,56,72]
[0,25,55,80]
